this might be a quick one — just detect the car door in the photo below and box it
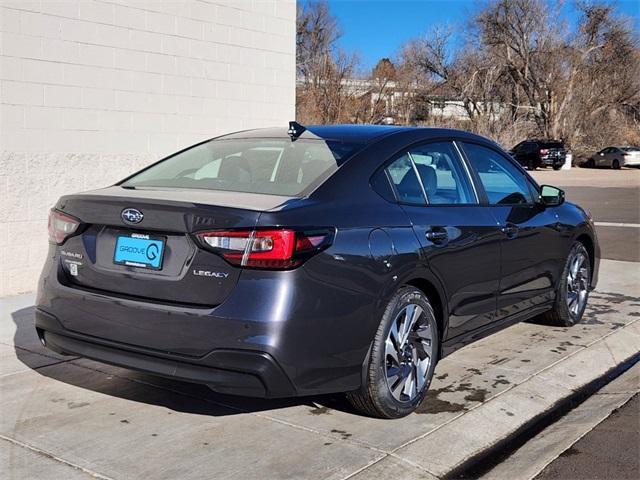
[460,142,563,320]
[384,141,502,339]
[513,141,533,167]
[609,147,623,167]
[597,147,612,166]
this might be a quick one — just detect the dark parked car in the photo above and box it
[510,139,567,170]
[37,124,599,418]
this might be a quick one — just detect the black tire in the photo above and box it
[553,164,562,171]
[612,159,620,170]
[540,242,591,327]
[528,159,537,171]
[585,158,595,168]
[347,286,439,419]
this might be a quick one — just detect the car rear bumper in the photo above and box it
[541,155,565,166]
[36,308,295,397]
[36,247,377,397]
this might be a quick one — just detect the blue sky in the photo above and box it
[317,0,640,70]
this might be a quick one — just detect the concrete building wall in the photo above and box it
[0,0,296,296]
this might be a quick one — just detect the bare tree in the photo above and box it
[296,0,358,123]
[561,3,640,151]
[295,0,640,153]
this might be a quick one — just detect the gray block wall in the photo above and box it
[0,0,296,296]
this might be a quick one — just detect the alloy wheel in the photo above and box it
[384,303,435,402]
[566,251,590,318]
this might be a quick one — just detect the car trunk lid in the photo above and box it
[55,186,291,307]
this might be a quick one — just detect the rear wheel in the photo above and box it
[585,158,595,168]
[528,159,537,171]
[553,164,562,171]
[612,159,621,169]
[347,287,439,418]
[540,242,591,327]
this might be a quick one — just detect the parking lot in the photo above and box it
[1,167,638,480]
[531,167,640,262]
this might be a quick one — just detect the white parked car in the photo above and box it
[587,146,640,169]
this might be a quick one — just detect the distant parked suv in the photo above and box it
[510,139,567,170]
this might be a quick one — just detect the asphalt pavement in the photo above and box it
[536,394,639,480]
[531,167,640,262]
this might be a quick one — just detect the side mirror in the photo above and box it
[539,185,565,206]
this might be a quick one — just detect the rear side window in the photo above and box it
[462,143,533,205]
[386,154,426,205]
[121,138,363,197]
[408,142,476,204]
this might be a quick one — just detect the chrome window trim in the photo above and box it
[407,151,430,205]
[452,140,480,204]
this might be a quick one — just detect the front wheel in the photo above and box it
[553,164,562,171]
[347,287,439,418]
[540,242,591,327]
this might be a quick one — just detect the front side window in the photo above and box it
[408,142,476,205]
[462,143,533,205]
[122,138,363,197]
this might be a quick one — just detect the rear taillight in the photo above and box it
[48,209,81,245]
[539,148,549,155]
[195,228,334,269]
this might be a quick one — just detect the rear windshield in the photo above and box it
[121,138,363,196]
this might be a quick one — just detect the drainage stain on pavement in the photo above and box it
[488,357,509,365]
[417,392,466,414]
[331,429,352,440]
[417,381,495,414]
[308,405,332,416]
[593,291,640,304]
[464,388,489,403]
[491,377,510,388]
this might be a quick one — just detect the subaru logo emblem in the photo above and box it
[121,208,143,224]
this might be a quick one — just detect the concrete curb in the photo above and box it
[477,364,639,480]
[388,320,640,478]
[450,354,639,479]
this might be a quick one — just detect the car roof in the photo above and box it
[219,124,493,145]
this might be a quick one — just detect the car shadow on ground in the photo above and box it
[11,306,359,418]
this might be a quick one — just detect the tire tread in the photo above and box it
[346,286,438,418]
[540,242,590,327]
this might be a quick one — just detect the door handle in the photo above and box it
[426,228,448,244]
[501,223,519,239]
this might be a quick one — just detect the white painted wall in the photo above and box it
[0,0,296,296]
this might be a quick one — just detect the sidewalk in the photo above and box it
[1,259,639,480]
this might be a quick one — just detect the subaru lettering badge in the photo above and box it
[121,208,144,224]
